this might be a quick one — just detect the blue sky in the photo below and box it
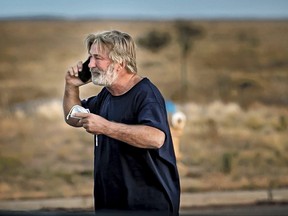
[0,0,288,19]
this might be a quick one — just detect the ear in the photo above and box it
[116,62,125,72]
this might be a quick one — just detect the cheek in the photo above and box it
[97,62,108,70]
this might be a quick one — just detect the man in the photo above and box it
[63,30,180,215]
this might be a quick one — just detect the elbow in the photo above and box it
[153,130,165,149]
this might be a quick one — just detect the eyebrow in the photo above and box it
[89,53,102,58]
[91,53,100,57]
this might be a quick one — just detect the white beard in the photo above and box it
[91,64,118,87]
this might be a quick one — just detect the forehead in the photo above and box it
[89,43,110,57]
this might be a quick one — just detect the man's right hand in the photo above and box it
[65,61,87,87]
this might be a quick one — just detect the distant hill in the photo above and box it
[0,20,287,108]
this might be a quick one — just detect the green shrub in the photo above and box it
[222,152,233,174]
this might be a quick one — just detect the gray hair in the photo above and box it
[86,30,137,74]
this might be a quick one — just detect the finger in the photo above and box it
[67,67,75,77]
[73,112,90,118]
[67,66,78,77]
[72,65,79,77]
[77,61,83,72]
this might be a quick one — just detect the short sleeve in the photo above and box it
[137,101,169,133]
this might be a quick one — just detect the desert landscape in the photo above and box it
[0,19,288,200]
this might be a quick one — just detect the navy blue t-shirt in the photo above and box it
[82,78,180,215]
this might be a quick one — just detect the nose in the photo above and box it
[88,57,96,69]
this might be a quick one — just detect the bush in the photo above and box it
[137,30,171,52]
[222,152,233,174]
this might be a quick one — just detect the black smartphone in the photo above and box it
[78,58,91,83]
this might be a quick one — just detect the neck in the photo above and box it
[107,73,142,96]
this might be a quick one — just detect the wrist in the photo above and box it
[64,83,80,96]
[65,83,79,90]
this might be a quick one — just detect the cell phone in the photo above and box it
[78,58,91,83]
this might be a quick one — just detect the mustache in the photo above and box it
[90,68,102,74]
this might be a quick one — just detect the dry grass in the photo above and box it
[179,101,288,192]
[0,19,288,200]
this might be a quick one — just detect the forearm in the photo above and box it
[103,121,165,149]
[75,108,165,149]
[63,84,82,127]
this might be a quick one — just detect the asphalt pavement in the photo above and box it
[1,188,288,216]
[1,204,288,216]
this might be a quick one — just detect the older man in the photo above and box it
[63,30,180,215]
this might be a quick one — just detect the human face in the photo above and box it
[90,63,118,87]
[88,44,118,87]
